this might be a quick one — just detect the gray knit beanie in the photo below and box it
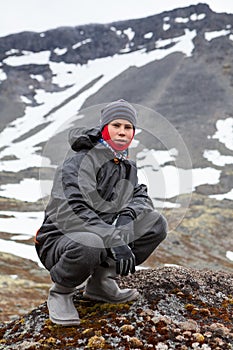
[100,99,137,130]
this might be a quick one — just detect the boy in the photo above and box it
[35,99,167,326]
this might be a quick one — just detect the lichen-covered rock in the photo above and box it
[0,267,233,349]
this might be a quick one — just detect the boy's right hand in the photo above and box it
[115,214,134,244]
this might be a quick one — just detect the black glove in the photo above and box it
[115,214,134,244]
[108,243,136,276]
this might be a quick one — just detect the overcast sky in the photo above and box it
[1,0,233,37]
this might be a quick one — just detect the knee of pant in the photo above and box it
[154,213,168,240]
[65,232,105,249]
[61,234,105,261]
[63,242,106,271]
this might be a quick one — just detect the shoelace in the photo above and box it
[98,138,128,162]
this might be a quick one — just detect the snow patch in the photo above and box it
[137,148,220,201]
[0,179,52,202]
[155,29,196,57]
[123,28,135,41]
[190,13,206,21]
[226,251,233,261]
[5,49,20,55]
[0,211,43,236]
[144,32,153,39]
[72,38,92,49]
[137,148,178,168]
[11,235,33,241]
[212,117,233,151]
[0,238,42,266]
[3,50,50,66]
[10,275,18,279]
[54,47,68,56]
[20,95,32,104]
[205,29,231,41]
[210,189,233,201]
[30,74,44,82]
[0,69,7,81]
[138,165,220,200]
[175,17,189,23]
[203,150,233,166]
[163,23,171,31]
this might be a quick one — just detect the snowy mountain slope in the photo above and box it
[0,3,233,268]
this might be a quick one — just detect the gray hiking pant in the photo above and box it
[43,211,167,288]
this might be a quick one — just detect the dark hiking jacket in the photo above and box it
[35,127,154,263]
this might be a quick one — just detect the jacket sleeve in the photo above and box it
[53,153,120,244]
[123,182,155,219]
[119,161,154,219]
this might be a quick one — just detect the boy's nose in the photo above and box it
[118,128,125,135]
[119,125,126,132]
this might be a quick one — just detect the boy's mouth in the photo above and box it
[114,139,127,144]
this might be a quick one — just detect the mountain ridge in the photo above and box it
[0,4,230,64]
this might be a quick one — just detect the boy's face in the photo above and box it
[108,119,134,147]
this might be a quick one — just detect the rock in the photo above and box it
[208,322,230,336]
[86,334,106,349]
[0,267,232,349]
[180,320,199,332]
[0,252,50,323]
[193,332,205,342]
[128,336,143,347]
[120,324,135,334]
[176,335,185,342]
[151,315,172,326]
[155,343,168,350]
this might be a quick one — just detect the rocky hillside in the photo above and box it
[0,266,233,349]
[1,3,233,189]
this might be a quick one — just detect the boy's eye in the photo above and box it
[110,123,133,129]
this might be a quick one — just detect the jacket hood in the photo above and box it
[69,127,102,152]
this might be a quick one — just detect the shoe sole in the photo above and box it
[49,315,80,326]
[83,290,139,303]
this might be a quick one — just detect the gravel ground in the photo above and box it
[0,266,233,349]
